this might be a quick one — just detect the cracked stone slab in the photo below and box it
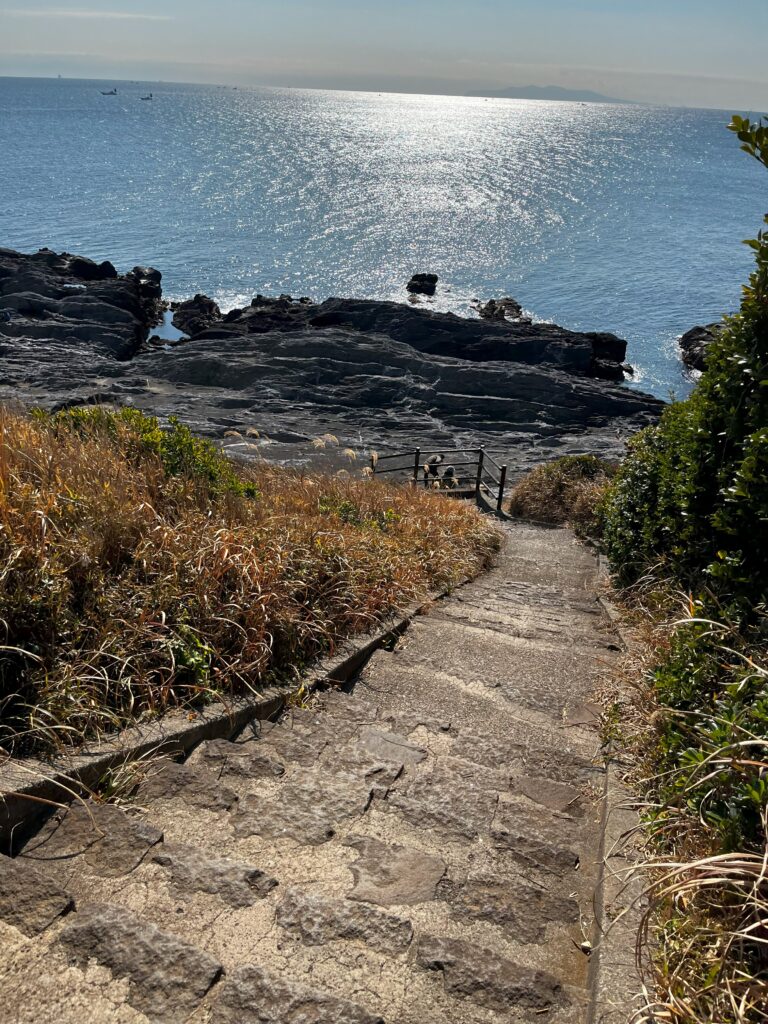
[345,836,446,906]
[416,933,567,1013]
[136,758,238,812]
[387,768,498,840]
[0,854,74,935]
[152,843,278,907]
[275,887,412,952]
[379,710,452,735]
[324,746,403,792]
[439,875,579,944]
[256,721,329,766]
[211,964,384,1024]
[512,776,586,817]
[58,902,222,1024]
[21,801,162,878]
[191,737,286,780]
[234,773,373,845]
[313,690,380,726]
[491,801,581,875]
[452,730,598,783]
[356,727,427,766]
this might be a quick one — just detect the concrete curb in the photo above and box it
[0,581,467,852]
[587,558,647,1024]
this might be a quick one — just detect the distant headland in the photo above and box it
[466,85,629,104]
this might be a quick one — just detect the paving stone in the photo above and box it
[416,934,567,1012]
[136,759,238,812]
[193,737,286,780]
[356,727,427,765]
[379,710,453,735]
[314,690,380,726]
[512,776,586,817]
[345,836,446,906]
[152,843,278,907]
[0,854,74,935]
[257,721,329,766]
[234,774,373,845]
[439,875,579,944]
[275,887,412,952]
[22,801,162,878]
[452,730,598,783]
[325,746,403,792]
[387,768,498,840]
[211,964,384,1024]
[491,801,581,875]
[58,902,222,1024]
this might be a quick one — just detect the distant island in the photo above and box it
[466,85,628,104]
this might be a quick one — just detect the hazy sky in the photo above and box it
[1,0,767,109]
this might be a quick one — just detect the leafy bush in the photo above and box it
[507,454,616,535]
[600,118,768,1022]
[602,116,768,617]
[0,407,501,754]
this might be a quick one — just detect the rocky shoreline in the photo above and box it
[0,247,665,476]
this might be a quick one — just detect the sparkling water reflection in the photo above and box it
[1,78,763,397]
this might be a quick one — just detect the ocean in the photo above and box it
[1,76,764,398]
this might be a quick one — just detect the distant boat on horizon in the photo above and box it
[100,88,118,96]
[141,93,153,101]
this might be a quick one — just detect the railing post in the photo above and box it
[413,448,421,487]
[475,448,485,498]
[497,465,508,512]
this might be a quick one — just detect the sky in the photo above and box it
[1,0,767,109]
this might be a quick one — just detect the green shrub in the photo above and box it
[601,116,768,618]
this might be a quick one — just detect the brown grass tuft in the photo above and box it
[0,407,501,755]
[507,454,615,535]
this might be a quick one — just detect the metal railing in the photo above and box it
[370,447,508,512]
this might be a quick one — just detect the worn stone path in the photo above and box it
[0,521,620,1023]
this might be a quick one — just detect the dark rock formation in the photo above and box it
[0,247,665,477]
[172,292,630,379]
[473,296,527,322]
[0,247,161,360]
[406,272,438,295]
[679,322,722,372]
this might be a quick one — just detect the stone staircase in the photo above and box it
[0,521,621,1024]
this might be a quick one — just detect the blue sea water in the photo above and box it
[1,76,765,398]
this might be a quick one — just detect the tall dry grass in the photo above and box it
[0,406,501,755]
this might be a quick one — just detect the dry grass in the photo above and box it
[0,406,501,755]
[600,576,768,1024]
[507,454,615,535]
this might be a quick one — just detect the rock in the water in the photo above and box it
[406,272,438,296]
[275,887,413,951]
[59,902,222,1024]
[679,322,722,371]
[0,247,665,481]
[152,843,277,907]
[0,854,74,935]
[474,296,526,322]
[212,964,384,1024]
[416,933,567,1011]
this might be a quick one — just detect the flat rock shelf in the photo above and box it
[0,521,624,1023]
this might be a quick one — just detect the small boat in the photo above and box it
[141,93,153,101]
[100,88,118,95]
